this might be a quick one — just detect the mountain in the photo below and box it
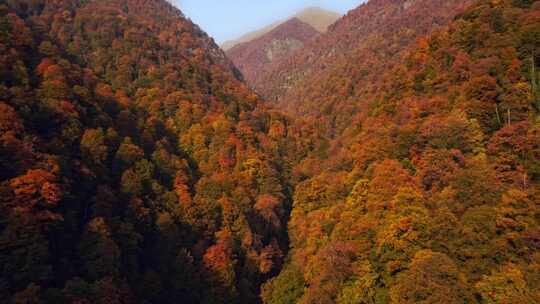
[221,22,282,52]
[2,0,540,303]
[261,0,540,303]
[0,0,297,303]
[258,0,476,120]
[221,7,340,51]
[226,18,319,90]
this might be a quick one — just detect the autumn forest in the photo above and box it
[0,0,539,303]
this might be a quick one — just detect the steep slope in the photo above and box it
[2,0,540,303]
[262,0,540,303]
[221,7,340,51]
[0,0,298,303]
[227,18,319,89]
[259,0,474,132]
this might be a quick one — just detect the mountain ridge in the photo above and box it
[1,0,540,303]
[221,6,340,51]
[226,17,319,89]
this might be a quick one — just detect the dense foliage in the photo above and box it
[259,0,475,133]
[0,0,303,302]
[1,0,540,303]
[261,0,540,303]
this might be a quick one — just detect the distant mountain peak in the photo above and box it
[294,6,341,32]
[299,6,327,12]
[269,17,317,37]
[294,6,336,17]
[221,7,340,51]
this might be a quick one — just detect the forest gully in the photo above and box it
[0,0,539,303]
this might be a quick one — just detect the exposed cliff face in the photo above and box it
[265,38,304,61]
[226,18,319,89]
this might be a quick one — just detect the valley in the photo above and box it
[0,0,539,303]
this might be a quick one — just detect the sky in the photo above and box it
[173,0,364,44]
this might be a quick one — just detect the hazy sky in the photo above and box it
[174,0,364,44]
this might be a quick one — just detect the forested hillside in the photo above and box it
[1,0,540,303]
[259,0,474,133]
[261,0,540,303]
[0,0,304,303]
